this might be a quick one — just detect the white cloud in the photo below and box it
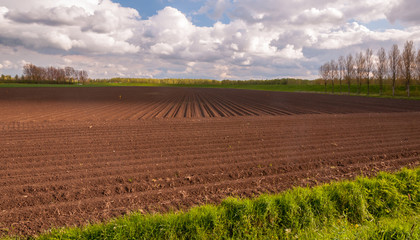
[151,43,175,55]
[2,60,12,69]
[229,0,398,25]
[196,0,231,20]
[387,0,420,25]
[278,45,304,59]
[1,0,420,80]
[0,0,139,54]
[291,8,343,25]
[5,5,88,26]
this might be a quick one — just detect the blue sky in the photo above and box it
[115,1,406,31]
[0,0,419,80]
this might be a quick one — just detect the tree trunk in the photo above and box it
[392,82,395,96]
[367,79,369,96]
[392,73,396,97]
[407,80,410,97]
[379,77,383,95]
[339,79,342,94]
[348,80,351,94]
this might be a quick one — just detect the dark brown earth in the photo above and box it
[1,87,420,121]
[0,87,419,236]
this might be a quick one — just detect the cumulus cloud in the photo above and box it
[5,5,88,26]
[1,0,419,80]
[291,8,344,25]
[0,0,139,54]
[196,0,231,20]
[387,0,420,25]
[229,0,398,25]
[137,7,306,62]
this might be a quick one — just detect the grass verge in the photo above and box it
[4,167,417,239]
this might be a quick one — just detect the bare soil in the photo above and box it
[1,87,420,121]
[0,87,419,236]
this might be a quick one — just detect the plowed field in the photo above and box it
[1,87,420,121]
[0,87,419,236]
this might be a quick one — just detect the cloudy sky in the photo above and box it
[0,0,419,80]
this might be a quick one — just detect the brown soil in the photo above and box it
[0,87,419,236]
[1,87,420,121]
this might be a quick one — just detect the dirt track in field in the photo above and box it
[0,87,419,236]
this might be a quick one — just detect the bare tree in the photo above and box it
[57,68,66,83]
[401,40,416,97]
[376,47,388,95]
[338,56,345,94]
[416,49,420,85]
[65,67,75,83]
[23,64,37,81]
[23,64,88,84]
[344,54,355,94]
[355,52,366,94]
[79,70,88,84]
[388,44,400,97]
[330,60,338,94]
[320,62,330,93]
[365,48,373,95]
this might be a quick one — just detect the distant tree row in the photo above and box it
[21,64,89,84]
[320,40,420,97]
[91,77,312,86]
[100,77,220,85]
[221,78,309,85]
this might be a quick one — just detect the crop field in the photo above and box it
[0,86,420,236]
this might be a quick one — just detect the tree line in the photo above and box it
[96,78,310,85]
[0,64,89,84]
[22,64,89,84]
[320,40,420,97]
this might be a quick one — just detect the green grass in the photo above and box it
[4,167,417,239]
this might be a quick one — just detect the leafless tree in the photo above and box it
[356,52,366,94]
[330,60,338,94]
[79,70,88,84]
[376,47,388,95]
[416,49,420,85]
[65,67,75,83]
[365,48,373,95]
[320,62,330,93]
[23,64,37,81]
[338,56,345,94]
[57,68,66,82]
[344,54,355,94]
[389,44,400,97]
[401,40,416,97]
[23,64,88,84]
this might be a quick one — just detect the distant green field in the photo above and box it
[7,167,416,240]
[1,82,420,100]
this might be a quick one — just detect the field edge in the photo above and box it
[6,166,418,240]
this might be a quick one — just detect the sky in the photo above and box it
[0,0,419,80]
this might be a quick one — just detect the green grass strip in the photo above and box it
[6,167,414,239]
